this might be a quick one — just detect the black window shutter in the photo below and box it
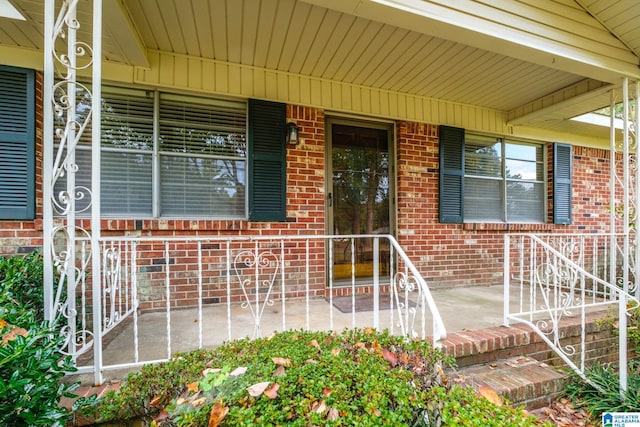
[553,143,572,225]
[439,125,464,223]
[0,66,35,220]
[248,99,287,221]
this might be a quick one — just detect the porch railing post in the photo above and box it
[373,237,380,330]
[503,234,510,326]
[91,0,103,386]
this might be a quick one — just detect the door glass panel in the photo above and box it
[331,124,390,280]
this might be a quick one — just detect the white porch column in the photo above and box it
[42,0,104,385]
[91,0,103,386]
[609,77,639,395]
[43,0,54,322]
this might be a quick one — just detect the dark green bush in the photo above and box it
[0,252,87,427]
[94,329,549,426]
[0,252,45,323]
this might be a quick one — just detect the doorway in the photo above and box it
[326,118,395,282]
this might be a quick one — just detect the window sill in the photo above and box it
[462,223,558,232]
[74,218,250,233]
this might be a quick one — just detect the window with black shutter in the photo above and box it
[439,125,560,224]
[0,66,35,220]
[248,99,287,221]
[553,143,572,224]
[439,125,464,223]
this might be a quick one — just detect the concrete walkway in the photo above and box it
[71,284,508,384]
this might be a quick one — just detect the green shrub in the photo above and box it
[0,252,46,323]
[425,385,548,427]
[0,252,89,426]
[93,328,550,426]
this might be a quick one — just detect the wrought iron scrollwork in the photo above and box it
[391,271,423,339]
[233,249,280,338]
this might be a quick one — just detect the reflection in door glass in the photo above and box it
[331,124,390,280]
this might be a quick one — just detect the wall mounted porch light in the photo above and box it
[286,122,300,145]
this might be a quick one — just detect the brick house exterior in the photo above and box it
[0,71,617,310]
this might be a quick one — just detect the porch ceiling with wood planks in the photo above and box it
[2,0,639,142]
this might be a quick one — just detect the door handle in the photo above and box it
[328,192,333,207]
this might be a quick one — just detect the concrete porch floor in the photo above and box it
[72,284,511,384]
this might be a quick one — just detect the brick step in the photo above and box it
[457,355,568,409]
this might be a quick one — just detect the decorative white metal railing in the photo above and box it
[504,233,640,392]
[63,234,445,385]
[43,0,104,383]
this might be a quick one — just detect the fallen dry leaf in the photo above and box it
[150,395,164,408]
[272,357,292,367]
[354,342,367,351]
[435,364,448,386]
[264,382,279,399]
[327,407,339,421]
[372,340,382,352]
[477,385,503,407]
[323,387,332,397]
[311,400,327,414]
[273,365,286,377]
[152,408,170,423]
[186,381,199,393]
[230,367,247,376]
[247,381,271,397]
[364,327,374,334]
[208,402,229,427]
[1,327,27,346]
[0,319,8,330]
[203,368,221,376]
[309,339,321,351]
[331,348,341,356]
[382,348,398,366]
[191,397,207,407]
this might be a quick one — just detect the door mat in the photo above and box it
[330,294,416,313]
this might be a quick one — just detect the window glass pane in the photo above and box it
[464,177,503,221]
[159,96,246,158]
[102,151,152,216]
[465,136,502,177]
[505,159,543,180]
[160,155,245,217]
[53,148,153,216]
[507,182,544,222]
[56,86,249,218]
[101,89,154,151]
[505,142,542,161]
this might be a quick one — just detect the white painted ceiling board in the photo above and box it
[2,0,639,141]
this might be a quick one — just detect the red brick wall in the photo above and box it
[395,122,615,288]
[0,98,620,304]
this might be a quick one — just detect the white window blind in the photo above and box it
[464,135,544,223]
[55,86,247,218]
[158,94,246,217]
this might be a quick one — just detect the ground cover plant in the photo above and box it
[0,252,91,426]
[90,328,550,426]
[565,360,640,419]
[567,304,640,422]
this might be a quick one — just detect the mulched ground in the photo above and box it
[529,398,597,427]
